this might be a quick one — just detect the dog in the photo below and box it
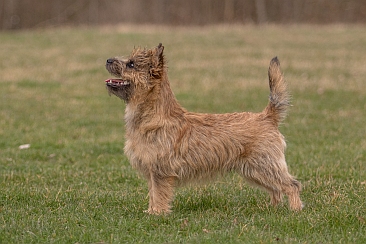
[105,43,302,214]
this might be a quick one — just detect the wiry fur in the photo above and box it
[105,43,302,214]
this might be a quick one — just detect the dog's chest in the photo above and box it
[124,128,171,168]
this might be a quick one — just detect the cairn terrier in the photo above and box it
[105,43,302,214]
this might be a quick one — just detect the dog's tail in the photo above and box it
[264,57,290,126]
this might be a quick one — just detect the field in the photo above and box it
[0,25,365,243]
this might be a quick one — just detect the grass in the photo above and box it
[0,24,365,243]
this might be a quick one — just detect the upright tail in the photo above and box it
[264,57,290,125]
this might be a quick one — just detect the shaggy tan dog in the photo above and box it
[105,43,302,214]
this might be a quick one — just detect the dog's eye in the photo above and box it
[127,61,134,68]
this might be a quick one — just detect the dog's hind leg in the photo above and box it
[269,190,283,207]
[239,157,302,211]
[283,178,303,211]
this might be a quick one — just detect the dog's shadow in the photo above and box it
[173,185,267,214]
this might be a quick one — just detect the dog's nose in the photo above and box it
[106,58,115,65]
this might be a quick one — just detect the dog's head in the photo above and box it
[105,43,165,103]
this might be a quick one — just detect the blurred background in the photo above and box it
[1,0,366,30]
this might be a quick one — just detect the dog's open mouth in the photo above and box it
[105,78,130,87]
[105,78,133,101]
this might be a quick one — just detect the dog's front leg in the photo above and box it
[147,177,154,212]
[147,173,175,215]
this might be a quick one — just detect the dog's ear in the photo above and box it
[155,43,164,67]
[149,43,165,79]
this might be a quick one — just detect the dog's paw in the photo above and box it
[144,208,171,215]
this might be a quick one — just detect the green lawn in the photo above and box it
[0,25,365,243]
